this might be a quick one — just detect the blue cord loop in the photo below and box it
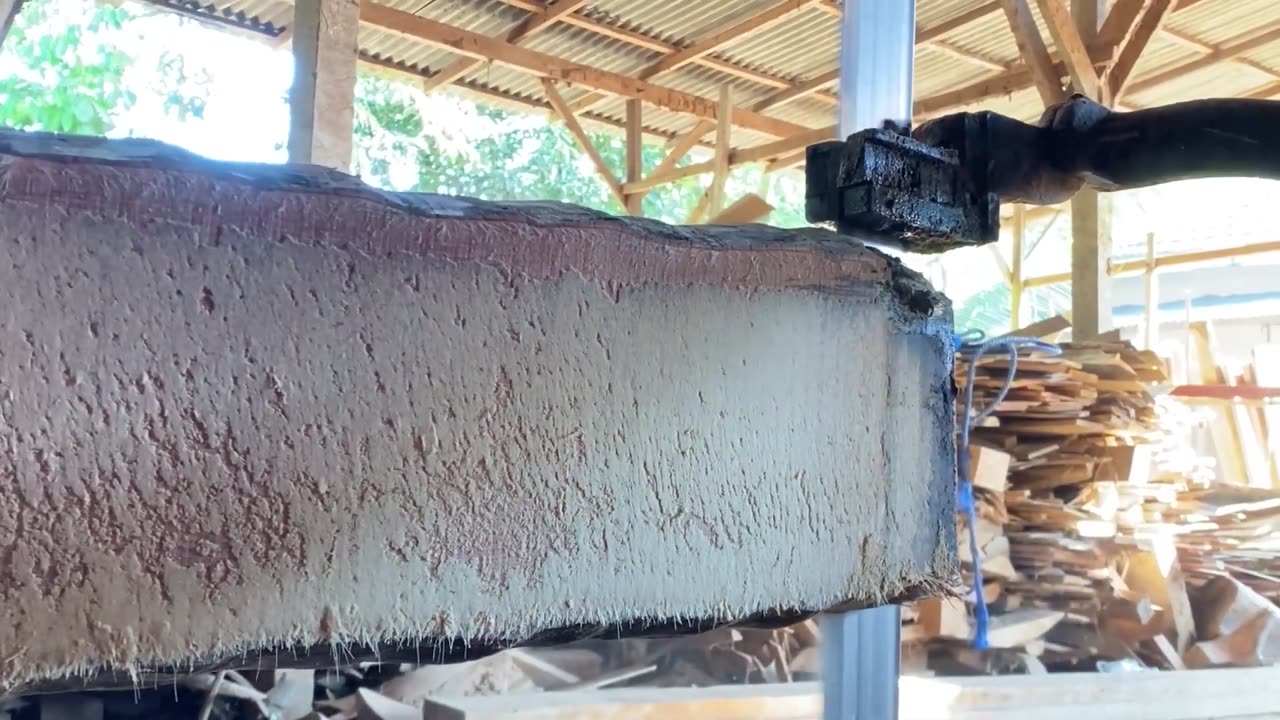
[954,331,1062,650]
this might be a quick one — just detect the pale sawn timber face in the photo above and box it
[0,131,957,693]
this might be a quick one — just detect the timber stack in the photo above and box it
[902,321,1280,675]
[897,331,1170,672]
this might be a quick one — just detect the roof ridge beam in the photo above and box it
[421,0,586,94]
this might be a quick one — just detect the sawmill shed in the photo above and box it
[3,0,1280,718]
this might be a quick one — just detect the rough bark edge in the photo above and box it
[7,585,948,698]
[0,129,950,334]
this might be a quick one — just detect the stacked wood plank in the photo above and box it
[904,334,1167,671]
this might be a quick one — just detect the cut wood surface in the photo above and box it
[0,129,956,695]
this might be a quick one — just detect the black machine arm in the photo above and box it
[805,96,1280,254]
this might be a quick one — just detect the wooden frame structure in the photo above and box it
[60,0,1280,336]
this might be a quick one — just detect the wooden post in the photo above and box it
[1069,0,1111,340]
[1142,231,1159,350]
[0,0,23,49]
[708,85,732,218]
[1011,205,1025,331]
[288,0,359,171]
[624,100,644,216]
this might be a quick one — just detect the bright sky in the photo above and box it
[109,10,293,163]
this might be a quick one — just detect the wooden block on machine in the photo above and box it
[0,131,957,696]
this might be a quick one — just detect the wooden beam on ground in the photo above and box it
[541,79,627,208]
[0,0,23,48]
[421,0,586,94]
[624,99,644,215]
[1189,322,1251,486]
[1000,0,1067,105]
[1106,0,1175,101]
[288,0,359,171]
[1036,0,1102,99]
[569,0,816,114]
[360,2,812,139]
[708,86,733,218]
[420,668,1280,720]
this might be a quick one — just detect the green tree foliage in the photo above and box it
[352,75,806,226]
[0,0,206,134]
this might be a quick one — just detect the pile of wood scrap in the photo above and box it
[910,326,1171,671]
[901,317,1280,676]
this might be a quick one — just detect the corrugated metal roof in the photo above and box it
[144,0,1280,152]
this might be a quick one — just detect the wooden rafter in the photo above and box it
[751,69,838,112]
[911,0,1238,117]
[1034,0,1102,98]
[918,2,1002,42]
[540,78,627,207]
[493,0,837,104]
[361,52,718,153]
[999,0,1067,105]
[1097,0,1148,49]
[624,125,833,194]
[365,48,823,191]
[360,2,811,138]
[646,119,715,186]
[421,0,586,94]
[1126,25,1280,97]
[765,148,807,173]
[1246,79,1280,99]
[1106,0,1175,101]
[928,40,1010,72]
[569,0,817,114]
[1160,27,1280,84]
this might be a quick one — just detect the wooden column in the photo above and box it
[0,0,23,49]
[624,100,644,216]
[1010,205,1025,331]
[708,85,733,218]
[1143,232,1159,349]
[1069,0,1111,339]
[288,0,359,171]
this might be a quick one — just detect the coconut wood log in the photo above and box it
[0,131,957,695]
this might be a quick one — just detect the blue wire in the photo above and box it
[955,332,1061,650]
